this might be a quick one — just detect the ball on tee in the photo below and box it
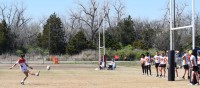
[46,65,51,70]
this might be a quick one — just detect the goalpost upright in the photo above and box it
[98,15,106,68]
[168,0,195,81]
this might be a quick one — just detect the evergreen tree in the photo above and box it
[36,33,43,47]
[38,13,65,54]
[0,20,9,54]
[66,31,89,55]
[117,15,136,46]
[105,31,121,50]
[141,28,155,49]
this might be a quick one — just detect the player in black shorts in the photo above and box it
[182,50,190,80]
[140,54,146,75]
[154,51,160,77]
[189,51,199,85]
[159,53,167,77]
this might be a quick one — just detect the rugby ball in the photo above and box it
[46,65,51,70]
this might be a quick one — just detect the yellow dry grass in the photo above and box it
[0,64,199,88]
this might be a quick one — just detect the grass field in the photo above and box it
[0,63,199,88]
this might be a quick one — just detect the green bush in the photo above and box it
[132,40,145,49]
[106,48,115,61]
[132,48,157,60]
[107,45,135,61]
[106,45,157,61]
[46,57,51,61]
[16,50,23,56]
[132,49,146,60]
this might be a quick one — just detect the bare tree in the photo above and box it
[69,0,109,44]
[0,3,31,50]
[26,22,41,45]
[113,0,125,24]
[104,0,125,30]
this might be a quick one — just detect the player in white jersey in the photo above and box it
[145,52,152,76]
[189,51,199,85]
[197,52,200,76]
[159,53,167,77]
[10,54,40,85]
[182,50,190,79]
[140,54,146,75]
[153,51,160,77]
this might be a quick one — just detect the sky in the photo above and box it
[0,0,200,22]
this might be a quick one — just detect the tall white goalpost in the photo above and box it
[98,17,106,68]
[170,0,195,50]
[168,0,195,81]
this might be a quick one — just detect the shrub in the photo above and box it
[132,49,146,60]
[106,45,157,61]
[107,45,135,61]
[16,50,23,56]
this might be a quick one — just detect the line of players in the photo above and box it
[140,50,200,85]
[140,51,170,77]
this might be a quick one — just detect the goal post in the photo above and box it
[98,17,106,68]
[168,0,195,81]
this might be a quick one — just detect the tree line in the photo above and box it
[0,0,200,55]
